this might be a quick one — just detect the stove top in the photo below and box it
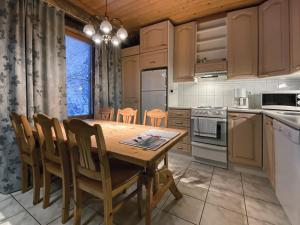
[192,106,227,118]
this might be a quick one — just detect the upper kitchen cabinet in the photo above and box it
[121,46,140,110]
[227,7,258,79]
[259,0,290,77]
[228,112,262,168]
[290,0,300,72]
[140,21,171,53]
[173,22,196,82]
[195,14,227,74]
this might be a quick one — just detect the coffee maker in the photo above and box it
[234,88,249,109]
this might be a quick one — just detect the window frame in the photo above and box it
[65,27,95,119]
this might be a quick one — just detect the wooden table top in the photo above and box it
[84,120,187,167]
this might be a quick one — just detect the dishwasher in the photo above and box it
[273,120,300,225]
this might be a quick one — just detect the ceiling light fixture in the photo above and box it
[83,0,128,46]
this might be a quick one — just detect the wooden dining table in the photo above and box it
[35,119,187,225]
[87,120,187,225]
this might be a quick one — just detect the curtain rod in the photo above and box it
[43,0,92,24]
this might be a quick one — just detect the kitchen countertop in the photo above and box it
[170,106,300,130]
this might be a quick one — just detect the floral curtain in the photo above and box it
[0,0,66,194]
[94,43,122,115]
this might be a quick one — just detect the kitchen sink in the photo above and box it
[277,112,300,116]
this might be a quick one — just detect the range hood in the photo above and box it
[194,71,227,80]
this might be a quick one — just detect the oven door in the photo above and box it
[191,116,227,146]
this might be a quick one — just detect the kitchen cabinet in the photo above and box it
[140,49,168,70]
[228,113,262,167]
[290,0,300,72]
[140,21,170,53]
[173,22,196,82]
[263,116,275,189]
[168,108,191,154]
[195,15,227,74]
[121,49,140,110]
[227,7,258,79]
[259,0,290,77]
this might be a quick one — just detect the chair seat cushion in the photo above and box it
[77,158,143,198]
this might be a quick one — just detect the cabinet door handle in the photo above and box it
[150,60,156,64]
[175,122,183,125]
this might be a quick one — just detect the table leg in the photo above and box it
[145,169,154,225]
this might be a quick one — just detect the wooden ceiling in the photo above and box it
[67,0,264,32]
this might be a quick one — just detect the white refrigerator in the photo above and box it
[141,69,168,118]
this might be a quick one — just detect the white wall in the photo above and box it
[174,76,300,108]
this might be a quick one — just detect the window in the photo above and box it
[65,34,93,117]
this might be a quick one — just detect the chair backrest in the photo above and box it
[95,107,114,121]
[34,114,66,165]
[116,108,138,124]
[10,112,35,156]
[63,119,111,190]
[143,109,168,127]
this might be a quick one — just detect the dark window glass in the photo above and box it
[66,35,92,116]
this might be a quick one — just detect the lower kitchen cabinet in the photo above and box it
[228,112,262,167]
[263,115,275,189]
[168,108,191,154]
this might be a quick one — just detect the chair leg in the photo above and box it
[21,163,29,193]
[73,187,82,225]
[104,198,113,225]
[43,169,51,209]
[137,177,143,218]
[61,177,70,224]
[32,165,41,205]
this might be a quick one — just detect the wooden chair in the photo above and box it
[10,112,42,205]
[143,109,168,128]
[94,107,114,121]
[34,114,71,224]
[63,119,143,225]
[116,108,138,124]
[142,109,169,188]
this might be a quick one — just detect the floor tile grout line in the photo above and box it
[241,173,250,225]
[10,194,42,225]
[198,165,214,225]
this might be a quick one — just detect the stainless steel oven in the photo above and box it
[261,91,300,111]
[191,107,228,168]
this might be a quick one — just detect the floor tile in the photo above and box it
[0,194,10,203]
[245,196,291,225]
[180,163,213,190]
[211,173,243,195]
[162,194,204,224]
[214,167,241,180]
[248,217,274,225]
[0,197,24,222]
[200,203,248,225]
[13,184,62,210]
[48,207,103,225]
[242,174,279,205]
[151,210,194,225]
[206,186,246,215]
[177,180,208,201]
[27,189,74,225]
[0,211,39,225]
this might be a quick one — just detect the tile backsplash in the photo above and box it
[175,77,300,108]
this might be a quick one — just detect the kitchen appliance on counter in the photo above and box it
[141,69,168,119]
[261,90,300,111]
[191,107,227,168]
[234,88,249,109]
[273,120,300,225]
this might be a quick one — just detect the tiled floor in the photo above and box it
[0,153,291,225]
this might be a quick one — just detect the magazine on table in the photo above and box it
[120,129,180,150]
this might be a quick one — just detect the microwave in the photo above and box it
[261,91,300,111]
